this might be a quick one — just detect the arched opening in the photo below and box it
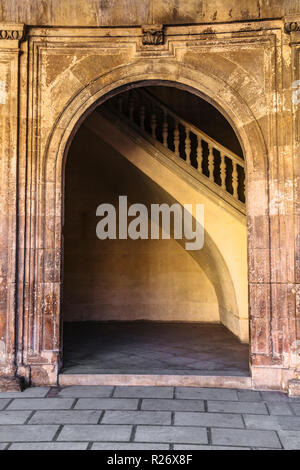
[61,82,249,378]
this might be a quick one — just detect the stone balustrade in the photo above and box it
[110,89,246,205]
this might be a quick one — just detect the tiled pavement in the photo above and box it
[0,386,300,450]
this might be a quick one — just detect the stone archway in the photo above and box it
[0,14,298,395]
[21,61,267,387]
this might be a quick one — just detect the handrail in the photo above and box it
[107,88,246,204]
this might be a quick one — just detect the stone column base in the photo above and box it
[288,379,300,397]
[30,364,59,386]
[0,376,24,392]
[251,366,295,391]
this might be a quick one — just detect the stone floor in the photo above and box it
[1,385,300,450]
[62,322,249,376]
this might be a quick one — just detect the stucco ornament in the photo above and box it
[284,21,300,33]
[0,25,25,40]
[142,25,164,45]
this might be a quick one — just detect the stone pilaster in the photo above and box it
[0,23,25,390]
[283,15,300,394]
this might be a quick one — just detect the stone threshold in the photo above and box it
[58,374,252,389]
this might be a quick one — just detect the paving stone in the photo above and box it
[173,445,251,450]
[102,410,171,425]
[237,390,262,402]
[244,414,300,431]
[114,386,173,399]
[277,431,300,449]
[260,391,289,402]
[142,399,205,412]
[290,404,300,416]
[9,442,89,450]
[0,384,297,450]
[58,424,132,441]
[174,412,244,428]
[277,416,300,431]
[7,398,75,410]
[91,443,170,450]
[0,399,10,410]
[208,400,268,414]
[0,425,59,442]
[57,386,114,397]
[0,387,50,399]
[29,410,102,424]
[176,387,238,401]
[211,428,281,448]
[135,425,208,444]
[0,411,32,424]
[288,396,300,403]
[75,398,138,410]
[266,402,293,416]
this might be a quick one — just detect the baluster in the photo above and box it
[196,137,203,173]
[128,92,134,122]
[151,107,157,139]
[220,152,226,190]
[162,110,168,147]
[174,120,180,157]
[185,129,192,165]
[232,162,239,199]
[208,143,214,182]
[139,104,146,130]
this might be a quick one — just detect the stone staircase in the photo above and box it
[104,88,246,216]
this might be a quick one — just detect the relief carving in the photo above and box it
[142,25,164,45]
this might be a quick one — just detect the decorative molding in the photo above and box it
[0,24,25,42]
[142,24,164,45]
[284,15,300,34]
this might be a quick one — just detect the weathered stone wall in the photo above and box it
[0,0,299,392]
[0,0,299,26]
